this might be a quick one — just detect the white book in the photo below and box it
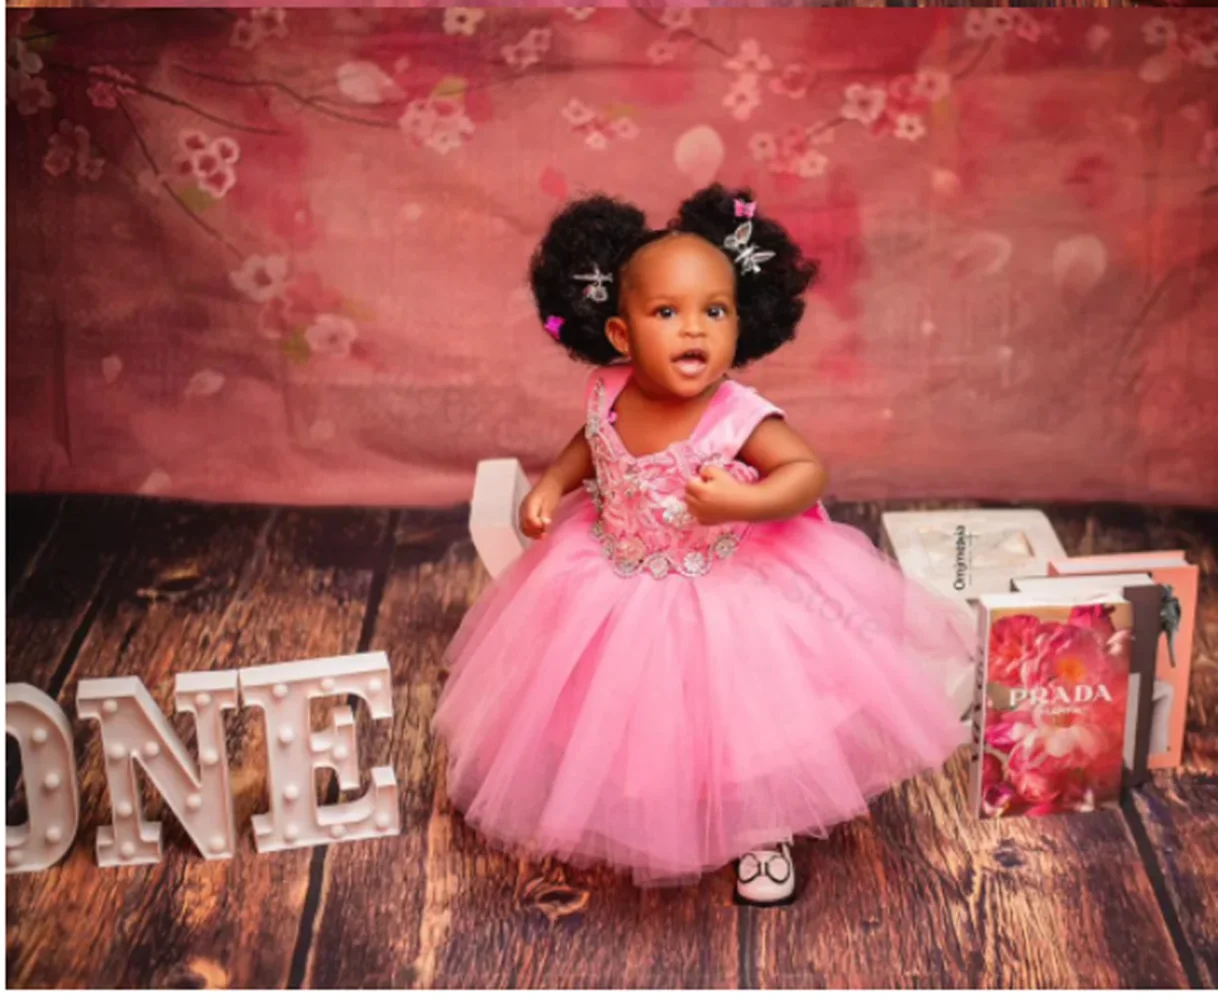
[881,508,1068,603]
[1011,573,1154,598]
[469,458,534,579]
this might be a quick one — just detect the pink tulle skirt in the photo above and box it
[432,491,976,887]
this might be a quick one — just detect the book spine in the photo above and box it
[968,605,989,817]
[1124,584,1161,788]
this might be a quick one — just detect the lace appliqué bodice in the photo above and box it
[582,374,762,580]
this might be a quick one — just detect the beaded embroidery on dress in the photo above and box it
[581,370,762,580]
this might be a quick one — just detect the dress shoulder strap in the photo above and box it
[694,379,786,461]
[584,363,632,426]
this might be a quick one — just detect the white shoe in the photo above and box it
[733,841,796,907]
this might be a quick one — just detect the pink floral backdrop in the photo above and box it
[7,7,1218,508]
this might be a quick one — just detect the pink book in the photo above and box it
[1048,551,1198,769]
[971,592,1131,818]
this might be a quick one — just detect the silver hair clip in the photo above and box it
[573,264,613,303]
[723,221,776,276]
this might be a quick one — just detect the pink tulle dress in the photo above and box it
[432,363,976,887]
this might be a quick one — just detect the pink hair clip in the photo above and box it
[734,198,757,219]
[544,315,564,338]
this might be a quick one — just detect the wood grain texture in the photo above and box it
[6,495,142,822]
[302,510,744,989]
[5,500,388,988]
[750,502,1190,989]
[1128,507,1218,988]
[5,493,64,604]
[5,494,1216,989]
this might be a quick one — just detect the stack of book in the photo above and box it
[882,511,1198,820]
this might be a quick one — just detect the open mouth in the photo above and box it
[672,348,709,377]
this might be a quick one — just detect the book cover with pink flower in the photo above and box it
[970,593,1132,818]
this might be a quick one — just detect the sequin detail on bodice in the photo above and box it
[582,375,759,580]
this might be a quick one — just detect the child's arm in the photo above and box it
[520,427,594,539]
[686,417,828,525]
[538,427,596,496]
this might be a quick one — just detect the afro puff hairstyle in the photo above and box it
[529,184,817,369]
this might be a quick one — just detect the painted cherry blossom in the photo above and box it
[647,39,679,66]
[583,128,608,151]
[8,35,56,115]
[503,42,540,72]
[8,35,43,83]
[561,98,596,127]
[793,149,829,179]
[401,96,475,154]
[912,68,951,103]
[43,133,75,178]
[231,255,290,304]
[14,75,54,116]
[1142,16,1177,48]
[251,8,287,39]
[443,8,485,37]
[86,66,136,109]
[231,8,287,50]
[184,369,226,398]
[399,98,440,140]
[659,8,693,32]
[894,113,927,142]
[770,62,812,100]
[610,117,639,141]
[337,62,403,105]
[1012,11,1043,44]
[749,132,778,162]
[212,137,240,164]
[231,20,260,51]
[1186,40,1218,69]
[724,39,772,75]
[841,83,886,126]
[965,9,1014,41]
[171,130,240,198]
[426,113,475,155]
[565,7,596,22]
[43,120,103,180]
[305,314,359,358]
[197,164,236,198]
[723,74,761,122]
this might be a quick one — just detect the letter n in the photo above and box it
[76,673,239,867]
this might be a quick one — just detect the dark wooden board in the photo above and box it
[1128,512,1218,988]
[5,494,1217,989]
[749,502,1189,988]
[6,493,64,604]
[6,495,142,822]
[5,500,388,988]
[303,509,744,988]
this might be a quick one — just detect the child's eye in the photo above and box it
[708,305,728,319]
[654,306,676,319]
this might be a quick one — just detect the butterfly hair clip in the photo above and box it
[573,263,613,303]
[723,221,776,276]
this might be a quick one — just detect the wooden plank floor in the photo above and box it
[5,494,1216,989]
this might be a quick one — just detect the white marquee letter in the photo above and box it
[239,652,399,852]
[76,672,239,867]
[6,685,80,873]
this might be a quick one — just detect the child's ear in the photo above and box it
[605,316,630,358]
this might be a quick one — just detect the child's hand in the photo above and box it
[519,478,564,540]
[684,465,753,526]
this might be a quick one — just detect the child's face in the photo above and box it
[606,233,738,398]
